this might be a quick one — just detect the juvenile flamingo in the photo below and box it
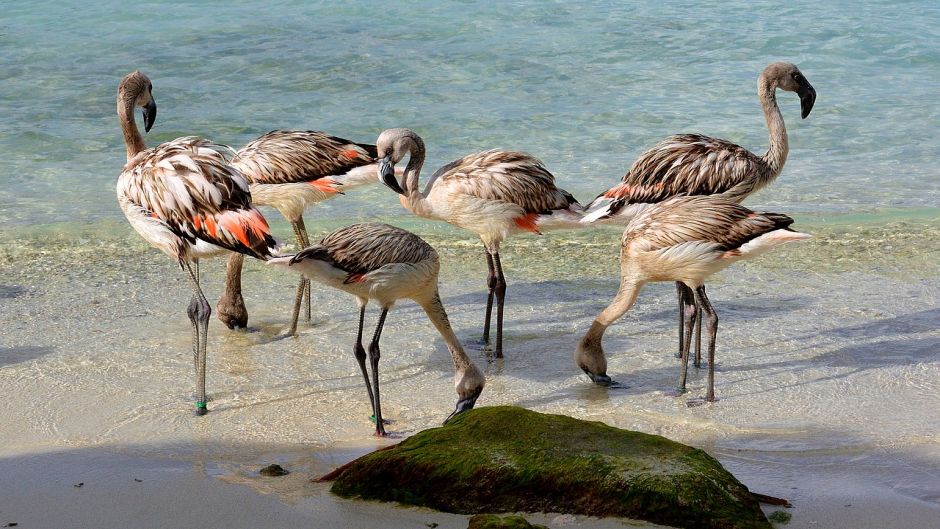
[115,71,278,415]
[217,130,391,335]
[375,128,584,358]
[576,195,810,401]
[268,223,485,436]
[581,61,816,363]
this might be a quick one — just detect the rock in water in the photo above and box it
[325,406,770,529]
[259,464,289,477]
[467,514,547,529]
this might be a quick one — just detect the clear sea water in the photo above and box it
[2,1,939,526]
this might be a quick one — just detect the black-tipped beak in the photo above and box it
[378,155,405,195]
[798,82,816,119]
[443,388,482,424]
[142,97,157,132]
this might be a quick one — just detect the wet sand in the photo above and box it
[1,211,939,528]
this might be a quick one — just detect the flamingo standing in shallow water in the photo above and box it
[217,130,393,335]
[115,71,278,415]
[268,223,485,436]
[374,128,584,358]
[576,195,810,401]
[581,61,816,364]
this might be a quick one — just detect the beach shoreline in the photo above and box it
[2,440,938,529]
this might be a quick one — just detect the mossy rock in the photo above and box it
[326,406,770,529]
[467,514,547,529]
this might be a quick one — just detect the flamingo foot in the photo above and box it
[195,401,208,416]
[369,415,391,425]
[583,370,628,389]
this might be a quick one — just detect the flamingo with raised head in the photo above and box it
[268,223,485,436]
[581,61,816,365]
[374,128,584,358]
[115,71,278,415]
[576,195,810,401]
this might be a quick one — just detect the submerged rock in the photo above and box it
[467,514,547,529]
[324,406,770,529]
[259,464,289,477]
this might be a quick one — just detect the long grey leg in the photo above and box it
[675,282,684,358]
[368,308,390,436]
[296,216,312,322]
[694,286,719,402]
[287,219,311,336]
[184,259,211,416]
[676,284,697,394]
[352,304,377,417]
[482,250,496,346]
[492,251,507,359]
[693,286,704,368]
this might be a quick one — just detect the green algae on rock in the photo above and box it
[467,514,548,529]
[324,406,770,529]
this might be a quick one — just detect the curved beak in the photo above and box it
[798,80,816,119]
[443,387,482,424]
[377,155,405,195]
[142,97,157,132]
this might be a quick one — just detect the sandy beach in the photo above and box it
[2,215,939,528]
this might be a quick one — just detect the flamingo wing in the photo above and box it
[123,137,277,259]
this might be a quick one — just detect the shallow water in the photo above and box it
[1,1,940,526]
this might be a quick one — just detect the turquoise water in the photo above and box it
[1,0,939,227]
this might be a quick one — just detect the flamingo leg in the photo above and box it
[368,308,390,436]
[693,287,704,368]
[675,282,684,358]
[184,259,211,416]
[492,251,507,359]
[676,284,697,394]
[217,253,248,329]
[693,286,719,402]
[287,218,312,336]
[297,216,312,322]
[481,250,496,347]
[352,303,377,418]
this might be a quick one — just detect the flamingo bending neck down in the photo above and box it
[268,223,485,436]
[374,128,584,358]
[216,130,399,335]
[576,195,810,402]
[115,71,278,415]
[580,61,816,365]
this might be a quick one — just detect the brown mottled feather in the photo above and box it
[432,150,578,214]
[232,130,377,185]
[624,195,794,252]
[593,134,769,213]
[292,223,436,276]
[121,137,276,259]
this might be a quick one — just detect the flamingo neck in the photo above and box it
[118,94,146,161]
[758,74,788,179]
[403,145,434,218]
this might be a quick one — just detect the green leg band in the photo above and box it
[196,401,207,409]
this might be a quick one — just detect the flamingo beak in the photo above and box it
[443,387,482,424]
[378,155,405,195]
[798,80,816,119]
[142,97,157,132]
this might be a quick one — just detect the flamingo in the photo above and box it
[581,61,816,365]
[115,71,278,415]
[374,128,584,358]
[575,195,810,401]
[268,223,485,436]
[216,130,396,335]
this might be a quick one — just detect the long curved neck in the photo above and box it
[118,93,146,161]
[402,142,434,218]
[420,292,472,371]
[758,75,788,178]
